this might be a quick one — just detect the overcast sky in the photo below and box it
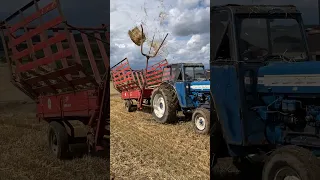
[110,0,210,69]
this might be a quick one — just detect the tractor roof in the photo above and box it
[212,4,300,15]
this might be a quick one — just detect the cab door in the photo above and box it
[211,9,243,145]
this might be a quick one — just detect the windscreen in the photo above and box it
[237,17,307,61]
[184,66,206,81]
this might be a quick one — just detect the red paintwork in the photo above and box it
[17,48,73,72]
[37,89,98,119]
[13,32,67,61]
[121,89,153,99]
[9,17,64,48]
[111,58,168,109]
[9,2,57,34]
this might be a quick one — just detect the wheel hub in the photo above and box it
[195,115,206,131]
[153,94,165,118]
[50,131,58,153]
[274,167,301,180]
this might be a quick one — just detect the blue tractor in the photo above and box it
[211,4,320,179]
[151,63,211,134]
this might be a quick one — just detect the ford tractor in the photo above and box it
[151,62,211,134]
[211,4,320,179]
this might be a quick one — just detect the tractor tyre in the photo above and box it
[192,108,210,135]
[48,121,69,159]
[125,100,133,112]
[262,145,320,180]
[151,83,178,123]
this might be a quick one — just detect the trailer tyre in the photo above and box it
[151,83,178,123]
[192,108,210,135]
[48,121,69,159]
[262,145,320,180]
[125,100,133,112]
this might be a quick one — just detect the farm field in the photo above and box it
[0,64,109,180]
[0,61,241,180]
[110,82,241,179]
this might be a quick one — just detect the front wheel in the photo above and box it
[192,108,210,135]
[262,145,320,180]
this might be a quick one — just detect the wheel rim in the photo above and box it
[50,130,58,154]
[274,166,301,180]
[195,114,206,131]
[153,94,165,118]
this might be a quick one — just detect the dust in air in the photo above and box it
[128,0,169,58]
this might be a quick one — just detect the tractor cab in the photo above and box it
[211,5,320,179]
[212,5,309,64]
[162,63,207,83]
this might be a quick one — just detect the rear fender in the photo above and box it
[153,82,182,110]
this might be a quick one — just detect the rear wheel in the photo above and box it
[262,145,320,180]
[192,108,210,134]
[151,83,178,123]
[48,121,69,159]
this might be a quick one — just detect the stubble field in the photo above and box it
[0,64,109,180]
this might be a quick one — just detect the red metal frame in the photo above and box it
[111,58,168,109]
[0,0,109,152]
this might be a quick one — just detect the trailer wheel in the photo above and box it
[48,121,69,159]
[192,108,210,134]
[125,100,133,112]
[151,83,178,123]
[262,145,320,180]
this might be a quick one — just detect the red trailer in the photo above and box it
[0,0,109,159]
[111,57,168,111]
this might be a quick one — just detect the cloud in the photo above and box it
[168,7,210,36]
[110,0,210,69]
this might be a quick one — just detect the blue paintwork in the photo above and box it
[210,5,320,160]
[210,65,243,145]
[211,60,320,157]
[257,62,320,93]
[175,82,188,107]
[190,81,210,91]
[175,81,211,108]
[168,64,211,111]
